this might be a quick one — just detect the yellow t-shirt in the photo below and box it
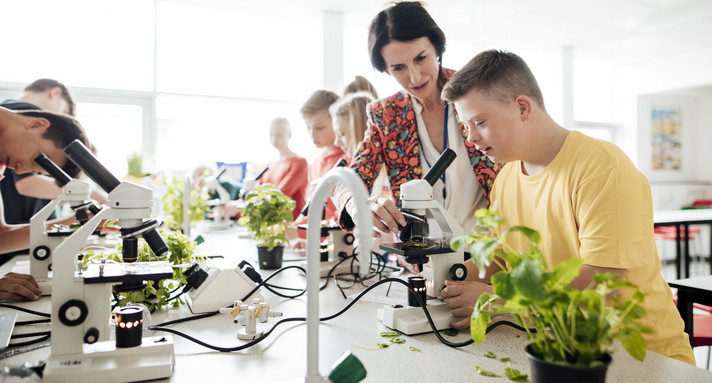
[491,131,694,365]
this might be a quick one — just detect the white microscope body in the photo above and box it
[204,169,233,230]
[42,141,174,383]
[377,148,467,335]
[29,178,93,296]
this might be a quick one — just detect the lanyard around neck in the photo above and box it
[417,102,449,199]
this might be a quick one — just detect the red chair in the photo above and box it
[693,315,712,369]
[673,290,712,369]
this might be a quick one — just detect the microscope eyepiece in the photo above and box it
[423,148,456,186]
[64,139,121,193]
[34,154,72,186]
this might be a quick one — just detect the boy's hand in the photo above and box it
[0,272,41,301]
[440,280,492,329]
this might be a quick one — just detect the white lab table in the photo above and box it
[2,226,712,382]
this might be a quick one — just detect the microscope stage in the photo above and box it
[379,241,454,257]
[82,262,174,284]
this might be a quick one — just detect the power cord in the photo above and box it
[148,277,531,351]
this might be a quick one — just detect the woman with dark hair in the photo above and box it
[336,2,500,243]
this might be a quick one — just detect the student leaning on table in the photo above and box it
[0,106,91,301]
[438,49,695,365]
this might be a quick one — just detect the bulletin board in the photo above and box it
[651,107,682,171]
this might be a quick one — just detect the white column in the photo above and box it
[561,46,575,131]
[323,10,344,92]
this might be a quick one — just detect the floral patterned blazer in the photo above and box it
[336,69,501,228]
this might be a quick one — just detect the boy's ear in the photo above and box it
[516,95,532,120]
[25,117,51,133]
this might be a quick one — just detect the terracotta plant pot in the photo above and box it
[257,246,284,270]
[525,344,612,383]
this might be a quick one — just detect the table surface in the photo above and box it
[654,209,712,225]
[669,276,712,294]
[2,226,712,382]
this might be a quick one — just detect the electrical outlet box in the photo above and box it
[186,264,262,313]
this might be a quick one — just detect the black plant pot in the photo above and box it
[257,246,284,270]
[525,344,612,383]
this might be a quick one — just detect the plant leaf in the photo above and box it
[548,258,584,287]
[620,331,647,362]
[475,366,500,378]
[511,257,546,303]
[504,225,541,245]
[504,367,528,381]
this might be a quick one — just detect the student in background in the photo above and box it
[300,90,348,222]
[330,92,375,159]
[330,91,388,200]
[0,106,91,300]
[343,75,378,99]
[439,49,695,364]
[255,117,308,220]
[224,118,308,221]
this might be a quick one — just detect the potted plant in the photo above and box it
[451,206,650,383]
[238,184,295,269]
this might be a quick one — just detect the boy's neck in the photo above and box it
[521,120,570,176]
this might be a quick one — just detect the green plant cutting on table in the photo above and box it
[451,206,650,367]
[162,177,209,231]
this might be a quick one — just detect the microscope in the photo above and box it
[28,154,103,296]
[42,140,175,383]
[204,167,233,230]
[377,148,468,335]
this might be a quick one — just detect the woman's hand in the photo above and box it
[0,272,41,301]
[370,198,406,238]
[440,280,493,329]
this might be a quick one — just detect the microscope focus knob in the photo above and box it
[58,299,89,327]
[32,245,51,261]
[343,233,355,245]
[449,264,468,281]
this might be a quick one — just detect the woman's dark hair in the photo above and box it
[368,2,446,83]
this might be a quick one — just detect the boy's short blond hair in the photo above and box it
[300,90,339,117]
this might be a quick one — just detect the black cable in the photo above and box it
[7,334,51,348]
[166,290,185,302]
[149,277,532,351]
[0,303,50,318]
[16,319,51,326]
[152,264,308,327]
[11,331,51,339]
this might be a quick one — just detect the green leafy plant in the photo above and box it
[451,206,650,367]
[238,184,295,251]
[82,229,204,311]
[162,177,209,231]
[127,152,144,178]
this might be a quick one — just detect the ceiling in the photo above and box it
[169,0,712,93]
[183,0,712,62]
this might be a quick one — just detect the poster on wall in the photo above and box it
[651,107,682,170]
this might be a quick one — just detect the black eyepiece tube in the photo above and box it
[300,158,348,217]
[423,148,456,186]
[64,140,121,193]
[34,154,72,186]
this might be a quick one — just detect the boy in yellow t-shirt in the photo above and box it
[438,49,695,364]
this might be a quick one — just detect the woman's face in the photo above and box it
[304,110,336,149]
[333,115,350,156]
[381,37,440,101]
